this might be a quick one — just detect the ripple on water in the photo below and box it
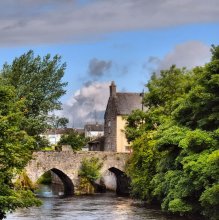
[6,193,194,220]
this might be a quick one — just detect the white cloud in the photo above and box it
[1,0,219,46]
[56,81,110,128]
[159,41,211,70]
[145,41,211,73]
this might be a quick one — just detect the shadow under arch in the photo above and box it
[108,167,130,196]
[49,168,74,196]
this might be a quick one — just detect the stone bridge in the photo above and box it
[25,151,130,196]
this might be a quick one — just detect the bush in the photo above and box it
[79,157,102,182]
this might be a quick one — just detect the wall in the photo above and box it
[104,97,117,151]
[25,151,130,194]
[116,116,130,152]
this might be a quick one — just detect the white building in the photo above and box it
[84,123,104,140]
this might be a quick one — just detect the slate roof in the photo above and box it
[115,93,143,115]
[84,123,104,132]
[44,128,77,135]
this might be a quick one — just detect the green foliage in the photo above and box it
[0,190,41,219]
[47,114,69,130]
[126,45,219,219]
[79,157,103,182]
[14,170,36,190]
[199,183,219,220]
[58,130,88,151]
[76,177,95,195]
[0,50,67,217]
[144,65,192,114]
[1,50,67,147]
[36,171,52,185]
[126,131,160,202]
[0,80,41,218]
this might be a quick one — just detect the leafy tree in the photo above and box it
[0,79,41,219]
[79,157,103,182]
[47,114,69,130]
[144,65,192,115]
[126,45,219,220]
[1,50,67,148]
[0,50,67,218]
[57,130,88,151]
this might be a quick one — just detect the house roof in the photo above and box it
[115,93,143,115]
[84,123,104,132]
[88,136,105,144]
[44,128,84,135]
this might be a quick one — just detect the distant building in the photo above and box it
[42,128,83,145]
[104,81,142,152]
[84,123,104,140]
[87,136,105,151]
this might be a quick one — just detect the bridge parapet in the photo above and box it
[25,151,130,194]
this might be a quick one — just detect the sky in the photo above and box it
[0,0,219,128]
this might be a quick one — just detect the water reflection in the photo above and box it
[35,184,64,197]
[6,185,191,220]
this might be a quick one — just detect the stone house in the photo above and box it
[84,123,104,140]
[104,81,142,152]
[87,136,105,151]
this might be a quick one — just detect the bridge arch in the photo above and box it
[51,168,74,196]
[37,168,74,196]
[108,167,130,196]
[25,151,130,195]
[100,166,130,196]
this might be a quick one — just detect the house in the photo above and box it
[84,123,104,140]
[87,136,105,151]
[41,128,84,145]
[104,81,142,152]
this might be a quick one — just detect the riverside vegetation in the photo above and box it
[77,157,103,194]
[0,47,218,219]
[125,45,219,220]
[0,51,67,219]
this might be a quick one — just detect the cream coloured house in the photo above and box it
[104,81,142,152]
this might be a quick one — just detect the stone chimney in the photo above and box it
[110,81,116,97]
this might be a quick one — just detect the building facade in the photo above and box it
[104,81,142,152]
[84,123,104,140]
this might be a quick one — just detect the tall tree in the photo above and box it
[1,50,67,143]
[126,45,219,220]
[0,78,41,219]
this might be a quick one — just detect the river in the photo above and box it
[6,185,191,220]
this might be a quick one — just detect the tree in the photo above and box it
[79,157,103,182]
[57,130,88,151]
[1,50,67,148]
[125,45,219,220]
[0,79,41,219]
[47,114,69,130]
[0,50,67,218]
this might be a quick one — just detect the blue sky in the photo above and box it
[0,0,219,127]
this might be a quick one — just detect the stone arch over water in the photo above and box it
[25,151,130,195]
[101,167,130,196]
[38,168,74,196]
[50,168,74,196]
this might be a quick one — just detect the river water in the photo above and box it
[6,185,190,220]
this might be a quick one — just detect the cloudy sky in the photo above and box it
[0,0,219,127]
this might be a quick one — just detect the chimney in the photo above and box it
[110,81,116,97]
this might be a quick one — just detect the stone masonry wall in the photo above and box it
[25,151,130,192]
[104,97,117,151]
